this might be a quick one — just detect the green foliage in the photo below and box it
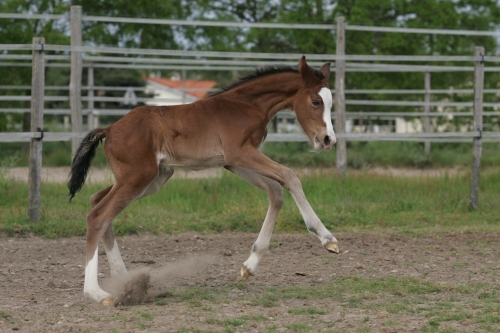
[72,0,187,49]
[0,140,108,167]
[2,0,500,132]
[0,0,72,130]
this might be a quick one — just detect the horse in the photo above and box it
[68,56,339,305]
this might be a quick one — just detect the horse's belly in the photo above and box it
[177,155,226,170]
[160,154,226,171]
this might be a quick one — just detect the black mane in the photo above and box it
[208,64,325,97]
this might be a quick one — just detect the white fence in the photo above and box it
[1,7,500,220]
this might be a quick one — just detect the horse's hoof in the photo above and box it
[101,297,114,306]
[240,267,253,281]
[324,241,339,254]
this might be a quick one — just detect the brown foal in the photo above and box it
[68,56,338,305]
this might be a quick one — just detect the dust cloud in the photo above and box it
[101,255,217,306]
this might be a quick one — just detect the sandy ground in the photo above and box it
[1,232,499,332]
[5,167,224,184]
[5,166,466,184]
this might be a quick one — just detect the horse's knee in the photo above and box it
[281,168,301,192]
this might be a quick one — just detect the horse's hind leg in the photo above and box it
[225,166,284,280]
[89,167,174,280]
[89,186,128,277]
[84,171,158,305]
[102,224,127,277]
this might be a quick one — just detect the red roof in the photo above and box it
[147,77,217,99]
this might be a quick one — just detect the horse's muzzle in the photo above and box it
[315,135,336,150]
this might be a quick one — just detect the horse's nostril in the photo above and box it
[324,136,331,145]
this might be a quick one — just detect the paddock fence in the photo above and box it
[1,7,499,221]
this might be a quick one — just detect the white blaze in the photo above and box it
[318,87,336,140]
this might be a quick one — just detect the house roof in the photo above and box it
[147,77,217,99]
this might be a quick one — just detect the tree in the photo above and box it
[333,0,500,119]
[0,0,70,134]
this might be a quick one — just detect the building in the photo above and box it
[145,74,218,106]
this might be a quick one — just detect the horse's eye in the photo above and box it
[312,99,321,106]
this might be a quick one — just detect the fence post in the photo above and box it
[87,64,94,130]
[181,69,186,104]
[70,5,83,157]
[28,37,45,222]
[469,46,484,210]
[335,16,347,176]
[423,71,431,154]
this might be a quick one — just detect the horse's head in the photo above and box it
[293,56,336,151]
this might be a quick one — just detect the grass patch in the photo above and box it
[227,282,249,291]
[2,170,500,238]
[135,311,154,320]
[155,286,226,308]
[286,323,311,332]
[264,276,445,301]
[288,307,327,315]
[269,242,279,249]
[250,293,280,308]
[262,141,500,169]
[148,277,499,333]
[205,317,245,330]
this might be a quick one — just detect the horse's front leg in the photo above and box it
[285,174,339,253]
[225,146,339,254]
[225,166,284,279]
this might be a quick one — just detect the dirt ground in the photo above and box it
[1,231,499,333]
[5,167,224,184]
[5,166,466,184]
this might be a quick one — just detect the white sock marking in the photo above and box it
[106,239,128,276]
[244,251,263,273]
[84,247,112,302]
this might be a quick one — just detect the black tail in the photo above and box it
[68,128,108,201]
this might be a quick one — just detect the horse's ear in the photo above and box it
[299,56,315,83]
[319,62,331,82]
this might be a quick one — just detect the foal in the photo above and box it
[68,56,339,305]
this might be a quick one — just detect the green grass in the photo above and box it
[1,169,500,238]
[2,140,500,169]
[288,307,327,315]
[286,323,311,332]
[262,141,500,169]
[0,141,108,168]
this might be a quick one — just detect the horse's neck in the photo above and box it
[232,73,301,119]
